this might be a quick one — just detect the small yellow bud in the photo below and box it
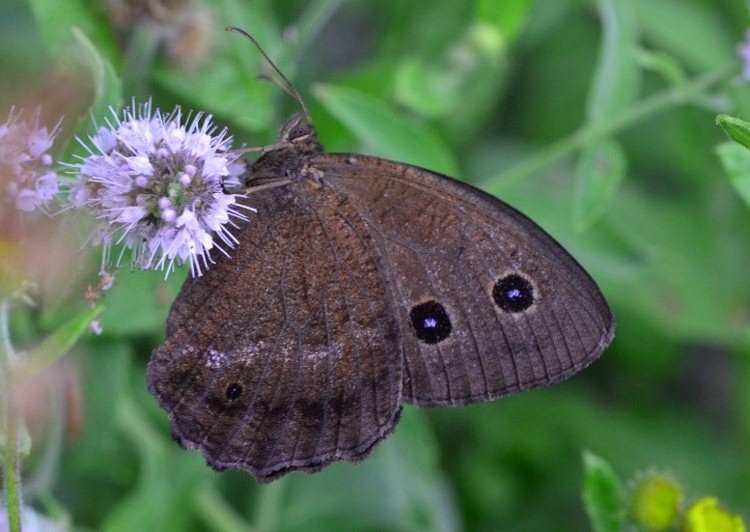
[629,474,682,531]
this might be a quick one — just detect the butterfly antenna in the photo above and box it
[226,26,312,124]
[257,73,299,103]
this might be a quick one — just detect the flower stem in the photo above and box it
[492,65,736,191]
[253,478,287,532]
[0,299,22,532]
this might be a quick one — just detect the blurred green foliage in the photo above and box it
[1,0,749,530]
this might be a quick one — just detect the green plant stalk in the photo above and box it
[253,478,287,532]
[195,485,253,532]
[0,299,22,532]
[494,65,736,190]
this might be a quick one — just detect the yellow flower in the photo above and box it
[684,497,745,532]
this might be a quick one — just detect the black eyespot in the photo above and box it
[410,300,452,344]
[493,274,535,313]
[226,383,243,400]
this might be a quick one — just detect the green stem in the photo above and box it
[493,65,736,190]
[253,479,287,532]
[1,299,22,532]
[194,484,253,532]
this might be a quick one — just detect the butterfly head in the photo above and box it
[276,113,319,152]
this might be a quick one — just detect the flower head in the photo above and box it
[0,108,60,213]
[68,100,251,277]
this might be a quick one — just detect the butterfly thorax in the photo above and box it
[245,115,323,188]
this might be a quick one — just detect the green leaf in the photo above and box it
[73,28,123,119]
[314,84,460,176]
[152,58,275,134]
[24,305,104,373]
[574,138,627,230]
[276,0,346,75]
[716,115,750,151]
[278,409,458,531]
[103,393,215,532]
[99,269,185,337]
[586,0,640,122]
[25,0,118,65]
[474,0,534,42]
[56,342,136,524]
[715,141,750,208]
[393,56,457,119]
[635,48,687,87]
[632,0,735,72]
[152,17,276,135]
[582,450,625,532]
[154,0,342,134]
[57,29,123,164]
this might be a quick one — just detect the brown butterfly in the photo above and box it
[147,28,615,483]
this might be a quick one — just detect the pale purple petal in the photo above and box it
[35,171,59,201]
[27,126,53,157]
[202,156,228,179]
[15,189,38,211]
[116,205,147,223]
[738,30,750,81]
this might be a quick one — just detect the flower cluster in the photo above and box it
[68,100,251,277]
[0,109,60,213]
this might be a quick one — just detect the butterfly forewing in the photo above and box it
[148,180,402,481]
[316,154,615,407]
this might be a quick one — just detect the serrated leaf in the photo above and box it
[716,115,750,151]
[574,138,626,230]
[582,450,625,532]
[715,141,750,208]
[314,84,460,177]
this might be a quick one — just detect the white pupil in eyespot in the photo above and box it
[423,317,438,329]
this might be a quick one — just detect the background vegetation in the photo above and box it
[1,0,749,530]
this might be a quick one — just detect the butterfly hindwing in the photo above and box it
[316,154,615,407]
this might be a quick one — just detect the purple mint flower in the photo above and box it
[68,99,251,277]
[738,30,750,80]
[0,108,60,212]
